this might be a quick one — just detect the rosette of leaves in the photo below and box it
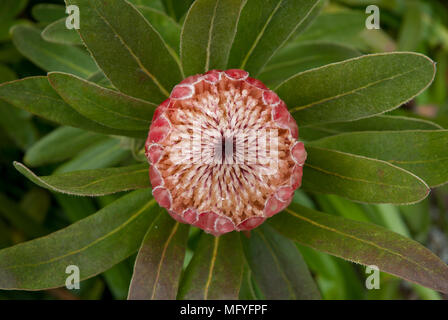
[0,0,447,300]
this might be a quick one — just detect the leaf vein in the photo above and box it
[284,208,434,275]
[304,163,417,190]
[91,3,170,97]
[204,236,219,300]
[205,0,220,72]
[290,65,423,113]
[240,0,283,70]
[151,222,180,299]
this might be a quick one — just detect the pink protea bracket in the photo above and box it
[145,69,307,236]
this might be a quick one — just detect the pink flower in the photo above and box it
[146,69,306,236]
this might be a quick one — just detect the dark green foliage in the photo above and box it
[0,0,448,300]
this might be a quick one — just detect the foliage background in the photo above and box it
[0,0,447,300]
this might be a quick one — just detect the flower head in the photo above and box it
[146,69,306,236]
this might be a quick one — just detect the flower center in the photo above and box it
[215,135,234,164]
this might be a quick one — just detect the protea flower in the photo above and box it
[146,69,307,235]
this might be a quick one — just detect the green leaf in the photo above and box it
[55,138,131,173]
[299,115,442,141]
[241,224,320,300]
[11,25,98,78]
[31,4,66,23]
[302,146,430,204]
[0,100,37,150]
[161,0,194,21]
[137,6,181,53]
[66,0,183,103]
[178,232,244,300]
[24,127,107,167]
[276,52,436,126]
[87,70,113,88]
[259,42,360,88]
[269,202,448,294]
[41,18,82,46]
[14,162,150,197]
[309,130,448,187]
[286,0,325,41]
[295,11,365,45]
[128,212,189,300]
[48,72,156,131]
[227,0,321,75]
[180,0,247,76]
[0,189,159,290]
[0,77,145,138]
